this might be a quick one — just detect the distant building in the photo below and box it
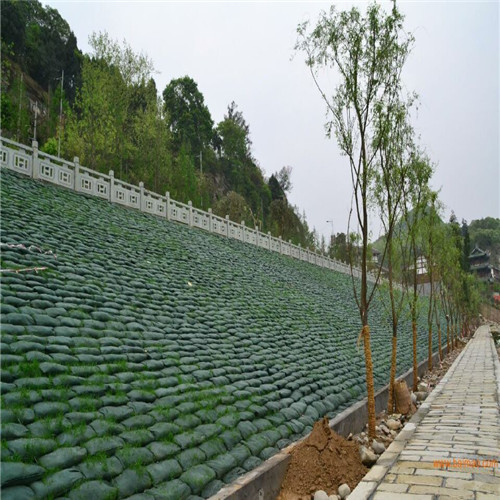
[468,246,500,282]
[413,256,437,296]
[416,255,427,275]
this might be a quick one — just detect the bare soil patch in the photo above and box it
[277,418,367,499]
[276,336,469,500]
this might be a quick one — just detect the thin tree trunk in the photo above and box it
[412,319,418,392]
[446,317,450,354]
[362,325,376,438]
[428,323,433,371]
[437,322,442,361]
[427,260,433,370]
[360,166,376,439]
[450,315,455,350]
[386,234,398,414]
[434,304,442,361]
[411,239,419,393]
[427,278,433,371]
[388,333,397,413]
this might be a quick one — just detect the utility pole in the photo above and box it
[17,73,24,141]
[58,69,64,157]
[327,219,334,257]
[199,150,203,209]
[33,102,40,142]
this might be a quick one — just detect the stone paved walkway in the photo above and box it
[350,325,500,500]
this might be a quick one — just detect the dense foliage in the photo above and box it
[469,217,500,264]
[1,0,82,102]
[0,0,315,249]
[0,170,444,498]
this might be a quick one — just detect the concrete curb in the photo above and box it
[209,345,448,500]
[488,324,500,407]
[348,334,473,500]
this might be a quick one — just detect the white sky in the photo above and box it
[43,0,499,241]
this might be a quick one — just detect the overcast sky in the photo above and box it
[43,0,499,241]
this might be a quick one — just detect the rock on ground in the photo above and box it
[415,391,428,401]
[386,419,401,430]
[338,483,351,498]
[417,382,428,392]
[314,490,329,500]
[371,440,386,455]
[360,446,378,466]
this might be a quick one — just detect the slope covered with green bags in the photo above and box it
[0,169,443,499]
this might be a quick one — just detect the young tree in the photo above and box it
[296,2,414,437]
[216,101,252,164]
[421,192,443,370]
[132,91,172,192]
[276,166,293,195]
[401,153,432,391]
[461,220,471,272]
[373,96,415,413]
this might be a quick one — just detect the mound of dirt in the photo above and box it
[277,417,368,499]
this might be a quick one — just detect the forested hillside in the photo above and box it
[469,217,500,264]
[0,0,315,248]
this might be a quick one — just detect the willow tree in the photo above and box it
[402,153,432,390]
[296,2,413,437]
[421,192,443,370]
[373,97,415,413]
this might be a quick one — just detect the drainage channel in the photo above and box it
[209,347,447,500]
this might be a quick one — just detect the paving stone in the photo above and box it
[352,326,500,500]
[377,483,409,493]
[373,492,432,500]
[444,478,500,494]
[395,474,443,486]
[476,493,500,500]
[408,485,474,498]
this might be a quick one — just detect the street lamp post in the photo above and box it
[199,150,203,208]
[326,219,334,257]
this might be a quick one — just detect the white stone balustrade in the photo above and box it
[0,135,379,283]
